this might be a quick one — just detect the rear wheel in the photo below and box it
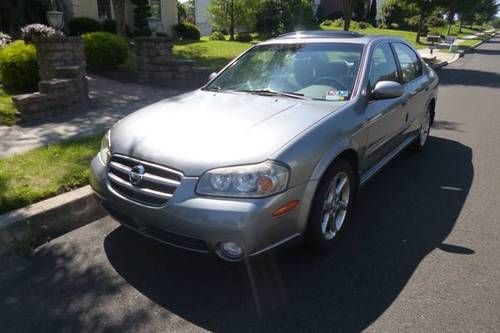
[410,107,432,152]
[305,159,356,251]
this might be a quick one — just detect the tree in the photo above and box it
[177,0,187,23]
[130,0,151,36]
[368,0,377,26]
[341,0,355,30]
[254,0,315,36]
[401,0,442,43]
[455,0,498,31]
[208,0,258,40]
[112,0,127,37]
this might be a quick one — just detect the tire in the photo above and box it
[305,159,356,251]
[410,107,432,153]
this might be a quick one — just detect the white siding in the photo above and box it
[195,0,211,36]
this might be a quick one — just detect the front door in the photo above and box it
[363,42,406,171]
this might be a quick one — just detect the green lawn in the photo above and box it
[0,135,101,214]
[320,24,430,49]
[173,37,254,70]
[0,86,17,126]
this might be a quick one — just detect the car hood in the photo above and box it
[110,90,346,176]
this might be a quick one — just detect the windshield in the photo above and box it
[205,43,364,102]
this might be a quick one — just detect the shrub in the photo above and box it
[0,32,12,48]
[68,17,101,36]
[173,23,200,40]
[235,32,252,42]
[101,19,117,34]
[322,20,333,26]
[332,18,345,28]
[82,32,128,68]
[0,41,39,92]
[358,21,370,29]
[21,24,62,43]
[209,31,226,40]
[131,0,151,36]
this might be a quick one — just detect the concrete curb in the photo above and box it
[0,185,106,255]
[462,32,496,55]
[430,32,496,70]
[431,53,460,70]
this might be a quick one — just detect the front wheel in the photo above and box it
[305,159,356,251]
[410,108,432,152]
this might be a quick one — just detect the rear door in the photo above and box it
[363,42,406,171]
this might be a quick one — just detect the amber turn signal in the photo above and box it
[272,200,300,218]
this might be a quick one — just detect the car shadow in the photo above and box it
[104,136,473,332]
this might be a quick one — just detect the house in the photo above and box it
[194,0,211,36]
[63,0,178,35]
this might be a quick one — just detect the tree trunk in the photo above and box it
[416,14,425,44]
[459,18,463,33]
[229,0,234,40]
[112,0,127,37]
[342,0,352,31]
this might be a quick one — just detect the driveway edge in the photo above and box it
[0,186,106,255]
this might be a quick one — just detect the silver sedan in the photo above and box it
[90,31,439,261]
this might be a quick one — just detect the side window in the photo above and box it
[368,44,399,91]
[392,43,422,84]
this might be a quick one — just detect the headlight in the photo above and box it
[98,130,111,165]
[197,161,289,198]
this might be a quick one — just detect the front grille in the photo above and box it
[107,154,183,207]
[104,204,209,253]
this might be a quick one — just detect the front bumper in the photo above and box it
[90,156,316,259]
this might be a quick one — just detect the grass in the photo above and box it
[173,37,254,70]
[320,24,429,49]
[0,135,101,214]
[0,85,17,126]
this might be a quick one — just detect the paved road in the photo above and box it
[1,37,500,332]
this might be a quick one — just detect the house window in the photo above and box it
[97,0,112,20]
[150,0,161,20]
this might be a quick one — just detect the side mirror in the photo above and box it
[208,72,218,82]
[370,81,404,100]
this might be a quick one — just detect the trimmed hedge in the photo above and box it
[173,23,200,40]
[209,31,226,41]
[235,32,252,42]
[0,41,39,92]
[82,32,128,68]
[68,17,102,36]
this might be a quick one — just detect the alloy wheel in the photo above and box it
[321,172,350,241]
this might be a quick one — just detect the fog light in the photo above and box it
[217,242,244,261]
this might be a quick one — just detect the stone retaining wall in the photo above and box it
[33,36,86,81]
[12,37,88,122]
[135,37,196,86]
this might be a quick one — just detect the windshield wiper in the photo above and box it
[204,85,223,91]
[237,89,309,100]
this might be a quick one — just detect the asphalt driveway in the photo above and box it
[1,37,500,332]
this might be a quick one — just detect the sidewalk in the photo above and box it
[418,47,459,64]
[0,75,189,157]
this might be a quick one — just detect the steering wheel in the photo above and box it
[313,77,349,91]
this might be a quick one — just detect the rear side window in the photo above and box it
[368,43,399,91]
[392,43,422,84]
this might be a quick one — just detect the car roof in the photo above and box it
[262,30,406,46]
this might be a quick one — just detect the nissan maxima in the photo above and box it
[90,31,438,261]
